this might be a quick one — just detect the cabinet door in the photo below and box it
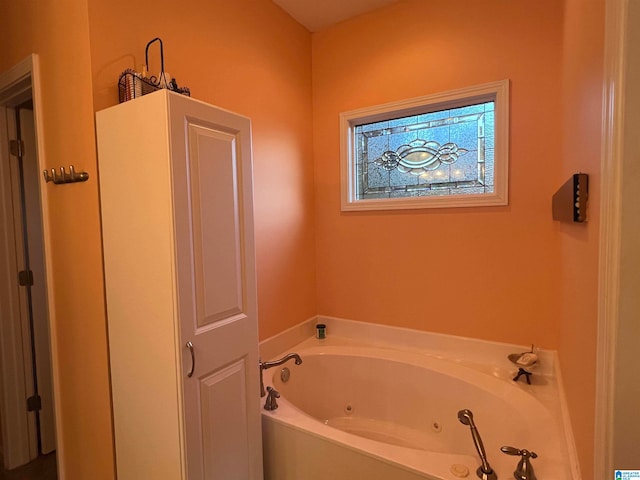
[169,94,263,480]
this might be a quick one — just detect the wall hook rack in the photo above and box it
[43,166,89,185]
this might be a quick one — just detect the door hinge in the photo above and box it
[18,269,34,286]
[26,395,42,412]
[9,139,24,158]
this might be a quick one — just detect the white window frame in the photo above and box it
[340,79,509,211]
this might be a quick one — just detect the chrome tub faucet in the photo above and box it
[501,446,538,480]
[259,353,302,397]
[264,386,280,411]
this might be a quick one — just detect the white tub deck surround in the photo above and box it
[260,317,580,480]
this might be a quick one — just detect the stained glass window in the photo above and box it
[340,80,509,211]
[354,102,494,200]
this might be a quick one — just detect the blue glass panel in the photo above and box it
[450,120,478,151]
[388,131,419,151]
[390,168,418,187]
[356,163,366,195]
[389,115,419,128]
[390,189,427,198]
[434,166,451,184]
[414,125,450,146]
[450,103,486,116]
[417,166,451,185]
[417,188,449,197]
[485,149,495,186]
[365,135,390,162]
[450,151,478,182]
[456,187,486,195]
[485,111,495,149]
[366,162,389,188]
[355,134,366,166]
[360,120,389,133]
[363,191,391,199]
[417,109,450,124]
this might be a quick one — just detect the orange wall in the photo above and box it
[0,1,115,479]
[559,0,604,478]
[312,0,565,347]
[87,0,317,340]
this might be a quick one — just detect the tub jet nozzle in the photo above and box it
[457,409,497,480]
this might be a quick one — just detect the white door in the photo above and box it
[0,56,58,471]
[1,105,55,466]
[1,105,38,468]
[18,108,56,455]
[169,94,263,480]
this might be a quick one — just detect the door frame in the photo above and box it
[595,0,626,476]
[0,55,63,473]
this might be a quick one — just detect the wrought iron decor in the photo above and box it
[118,37,190,103]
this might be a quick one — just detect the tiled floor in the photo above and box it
[0,453,57,480]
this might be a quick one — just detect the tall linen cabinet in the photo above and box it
[96,90,263,480]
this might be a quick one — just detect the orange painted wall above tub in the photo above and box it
[87,0,317,340]
[312,0,565,348]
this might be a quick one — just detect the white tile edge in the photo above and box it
[259,316,317,361]
[261,315,557,378]
[317,315,556,377]
[554,351,583,480]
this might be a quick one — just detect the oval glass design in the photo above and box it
[375,140,468,175]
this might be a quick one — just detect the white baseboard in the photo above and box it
[259,316,318,361]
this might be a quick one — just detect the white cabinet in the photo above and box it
[97,90,263,480]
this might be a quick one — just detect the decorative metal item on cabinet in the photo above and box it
[118,37,190,103]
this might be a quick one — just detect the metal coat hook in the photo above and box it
[43,165,89,185]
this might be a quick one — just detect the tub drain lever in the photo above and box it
[457,409,497,480]
[264,386,280,411]
[501,446,537,480]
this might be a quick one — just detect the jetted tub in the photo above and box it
[261,333,577,480]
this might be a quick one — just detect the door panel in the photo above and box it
[170,94,263,480]
[0,106,35,468]
[187,124,243,327]
[19,108,56,455]
[200,358,250,479]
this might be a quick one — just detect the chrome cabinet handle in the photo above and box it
[186,341,195,377]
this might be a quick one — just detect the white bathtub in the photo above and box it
[261,323,578,480]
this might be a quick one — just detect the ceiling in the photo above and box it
[272,0,399,32]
